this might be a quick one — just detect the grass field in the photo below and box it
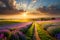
[0,20,60,40]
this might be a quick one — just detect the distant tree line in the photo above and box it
[31,17,56,21]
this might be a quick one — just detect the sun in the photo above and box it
[23,12,27,17]
[21,12,29,19]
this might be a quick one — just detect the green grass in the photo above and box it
[25,23,34,40]
[36,23,53,40]
[51,28,60,37]
[20,24,32,33]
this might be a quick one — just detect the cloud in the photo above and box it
[37,5,60,16]
[27,0,37,10]
[0,0,17,10]
[16,3,20,10]
[0,0,19,15]
[32,0,37,3]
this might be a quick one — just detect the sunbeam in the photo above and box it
[15,0,38,10]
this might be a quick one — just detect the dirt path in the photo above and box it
[34,23,41,40]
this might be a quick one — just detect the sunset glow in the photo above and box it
[0,0,60,40]
[21,12,28,19]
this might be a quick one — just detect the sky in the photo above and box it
[15,0,60,10]
[0,0,60,19]
[0,0,60,11]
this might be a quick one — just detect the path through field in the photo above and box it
[0,21,60,40]
[34,22,41,40]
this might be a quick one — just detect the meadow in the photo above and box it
[0,19,60,40]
